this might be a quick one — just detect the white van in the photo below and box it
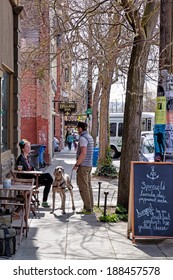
[109,112,155,158]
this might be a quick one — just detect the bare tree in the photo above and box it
[20,0,160,190]
[117,0,159,209]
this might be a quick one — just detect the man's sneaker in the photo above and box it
[42,202,50,208]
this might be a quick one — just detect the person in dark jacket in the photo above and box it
[16,139,53,208]
[67,133,74,150]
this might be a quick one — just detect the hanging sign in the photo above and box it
[58,102,77,115]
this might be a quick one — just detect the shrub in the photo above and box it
[97,205,128,223]
[95,147,118,178]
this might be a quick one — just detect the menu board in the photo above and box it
[130,162,173,242]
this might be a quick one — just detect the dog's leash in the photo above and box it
[70,169,73,182]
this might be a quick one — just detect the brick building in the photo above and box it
[19,1,87,161]
[20,1,55,164]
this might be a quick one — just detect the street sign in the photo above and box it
[58,102,77,115]
[85,108,92,115]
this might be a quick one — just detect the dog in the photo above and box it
[50,166,75,214]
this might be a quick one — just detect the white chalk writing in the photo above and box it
[136,165,171,234]
[137,208,170,233]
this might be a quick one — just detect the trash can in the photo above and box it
[39,145,46,168]
[30,144,40,170]
[93,148,99,167]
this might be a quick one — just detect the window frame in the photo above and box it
[0,69,12,153]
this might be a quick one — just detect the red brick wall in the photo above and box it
[21,117,37,143]
[21,117,48,144]
[20,69,50,163]
[20,1,53,165]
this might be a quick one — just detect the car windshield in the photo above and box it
[142,138,154,154]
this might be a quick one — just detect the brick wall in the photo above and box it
[21,117,36,143]
[20,1,57,164]
[20,69,50,163]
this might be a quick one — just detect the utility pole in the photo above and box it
[172,1,173,73]
[154,0,173,161]
[159,0,172,71]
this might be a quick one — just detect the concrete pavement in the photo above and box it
[3,147,173,260]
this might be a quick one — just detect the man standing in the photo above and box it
[73,121,94,214]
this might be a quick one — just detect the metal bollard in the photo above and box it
[103,192,109,217]
[97,182,102,207]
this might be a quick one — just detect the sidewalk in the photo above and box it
[6,148,173,259]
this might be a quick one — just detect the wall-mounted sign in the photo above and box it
[58,102,77,115]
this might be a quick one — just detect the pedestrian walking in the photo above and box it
[73,122,94,214]
[67,133,74,150]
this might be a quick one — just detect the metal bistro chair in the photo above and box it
[11,170,40,212]
[11,178,35,244]
[11,177,37,215]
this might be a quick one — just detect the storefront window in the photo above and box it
[1,71,10,152]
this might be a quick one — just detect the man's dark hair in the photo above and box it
[76,121,87,131]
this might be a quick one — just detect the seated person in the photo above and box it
[16,139,53,208]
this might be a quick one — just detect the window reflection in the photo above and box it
[1,71,10,152]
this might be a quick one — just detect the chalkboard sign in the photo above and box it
[128,162,173,243]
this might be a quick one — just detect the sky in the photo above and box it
[110,83,126,102]
[110,81,157,102]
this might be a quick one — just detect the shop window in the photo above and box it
[1,71,10,152]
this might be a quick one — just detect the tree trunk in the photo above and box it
[91,73,102,146]
[99,62,115,165]
[117,1,159,210]
[97,12,121,166]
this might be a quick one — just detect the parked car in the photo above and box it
[53,137,60,152]
[139,132,154,162]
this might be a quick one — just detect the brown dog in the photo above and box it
[50,166,75,214]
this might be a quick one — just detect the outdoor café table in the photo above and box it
[0,184,33,244]
[12,170,43,189]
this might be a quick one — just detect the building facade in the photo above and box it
[20,0,54,164]
[0,0,22,181]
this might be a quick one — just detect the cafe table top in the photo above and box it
[12,170,43,175]
[0,184,34,191]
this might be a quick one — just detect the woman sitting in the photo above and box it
[16,139,53,208]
